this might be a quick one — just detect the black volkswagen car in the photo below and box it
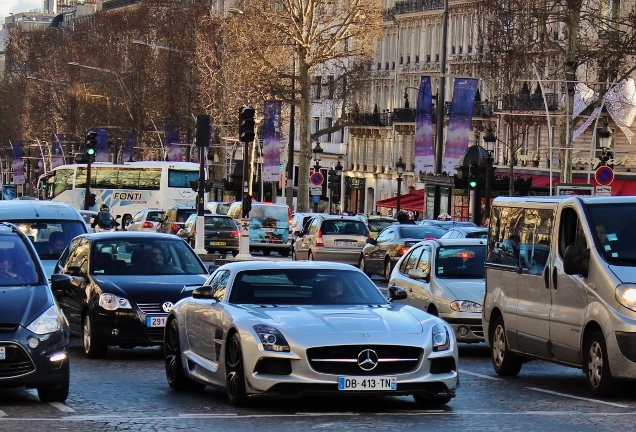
[0,222,70,402]
[51,232,210,358]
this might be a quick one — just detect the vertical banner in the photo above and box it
[164,119,182,162]
[262,101,282,182]
[10,140,25,185]
[443,78,478,173]
[95,128,109,162]
[414,76,435,174]
[122,130,136,162]
[51,134,65,169]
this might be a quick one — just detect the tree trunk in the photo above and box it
[296,56,312,212]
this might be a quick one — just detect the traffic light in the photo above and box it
[88,193,96,207]
[469,163,479,189]
[85,131,97,159]
[190,180,199,192]
[238,106,255,143]
[327,169,341,189]
[204,179,214,192]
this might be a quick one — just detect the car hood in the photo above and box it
[91,274,208,303]
[243,304,424,334]
[435,278,485,303]
[609,266,636,284]
[0,284,52,326]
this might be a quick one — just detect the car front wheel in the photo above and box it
[490,315,522,376]
[37,361,69,402]
[585,330,616,397]
[165,318,205,391]
[83,314,107,359]
[226,333,248,407]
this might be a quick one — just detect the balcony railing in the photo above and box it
[500,93,559,111]
[394,0,444,15]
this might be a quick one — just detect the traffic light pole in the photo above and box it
[236,106,255,260]
[84,154,92,210]
[194,114,210,255]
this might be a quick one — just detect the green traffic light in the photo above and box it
[87,148,95,156]
[469,180,477,188]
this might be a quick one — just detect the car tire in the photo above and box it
[262,250,271,256]
[36,361,69,402]
[226,333,248,407]
[308,251,314,261]
[279,249,290,258]
[490,315,522,376]
[359,256,371,276]
[383,259,393,281]
[412,394,452,407]
[232,250,239,257]
[123,215,132,231]
[585,330,616,397]
[165,318,205,391]
[83,314,107,359]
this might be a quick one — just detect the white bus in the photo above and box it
[38,161,202,228]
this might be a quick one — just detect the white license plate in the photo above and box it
[335,241,357,246]
[338,376,396,391]
[0,347,4,360]
[263,228,275,232]
[211,241,226,246]
[146,316,166,327]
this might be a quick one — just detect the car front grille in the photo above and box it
[0,342,35,378]
[137,303,166,314]
[306,345,422,376]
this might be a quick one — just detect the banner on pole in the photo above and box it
[262,101,282,182]
[414,76,435,175]
[443,78,478,173]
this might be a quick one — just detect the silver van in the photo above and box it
[0,200,87,277]
[483,196,636,396]
[226,201,292,257]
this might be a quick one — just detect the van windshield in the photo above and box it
[587,203,636,265]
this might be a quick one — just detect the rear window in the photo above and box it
[400,226,446,239]
[204,217,236,228]
[321,220,368,235]
[176,209,196,222]
[147,211,164,222]
[368,219,395,232]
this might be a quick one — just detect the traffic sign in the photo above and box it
[310,186,322,196]
[310,172,324,186]
[596,185,612,196]
[595,166,614,186]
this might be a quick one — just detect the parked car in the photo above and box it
[51,232,211,358]
[0,200,88,278]
[359,224,447,280]
[292,215,370,264]
[388,238,487,343]
[419,220,478,230]
[440,226,489,239]
[227,201,292,257]
[177,214,240,256]
[364,215,398,239]
[0,222,70,402]
[206,201,233,215]
[127,209,165,232]
[289,212,322,246]
[164,261,458,406]
[155,206,200,235]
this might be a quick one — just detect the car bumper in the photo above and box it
[0,326,70,388]
[444,316,484,342]
[94,310,166,347]
[310,248,361,265]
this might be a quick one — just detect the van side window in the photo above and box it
[558,207,587,258]
[487,206,524,267]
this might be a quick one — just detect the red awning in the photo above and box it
[526,174,636,196]
[375,189,425,211]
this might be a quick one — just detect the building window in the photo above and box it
[326,76,335,99]
[313,118,320,135]
[311,76,322,99]
[326,118,333,142]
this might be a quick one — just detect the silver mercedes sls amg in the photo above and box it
[164,260,459,407]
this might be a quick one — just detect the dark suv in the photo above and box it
[155,206,199,235]
[0,222,70,402]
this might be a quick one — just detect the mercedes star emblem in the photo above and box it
[357,349,379,371]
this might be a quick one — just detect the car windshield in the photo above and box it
[0,232,41,286]
[399,226,446,239]
[13,220,86,259]
[92,239,207,275]
[587,202,636,265]
[229,269,387,305]
[368,219,395,232]
[435,245,486,278]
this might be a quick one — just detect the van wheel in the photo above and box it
[490,315,522,376]
[585,330,616,397]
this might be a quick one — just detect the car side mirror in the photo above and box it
[66,266,84,277]
[563,245,589,278]
[366,237,376,245]
[192,286,216,300]
[407,268,430,283]
[388,286,408,301]
[293,230,303,237]
[50,273,74,295]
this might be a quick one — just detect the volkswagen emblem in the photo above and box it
[162,302,174,313]
[357,349,379,371]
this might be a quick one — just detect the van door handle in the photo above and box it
[552,267,558,290]
[544,267,550,289]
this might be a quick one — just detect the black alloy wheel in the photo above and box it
[226,333,248,407]
[165,318,205,391]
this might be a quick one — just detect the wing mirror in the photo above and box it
[388,286,408,301]
[192,286,216,300]
[407,268,430,283]
[563,245,589,278]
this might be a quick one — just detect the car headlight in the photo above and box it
[26,304,62,335]
[253,324,290,352]
[450,300,482,313]
[616,284,636,312]
[432,323,451,352]
[99,293,132,311]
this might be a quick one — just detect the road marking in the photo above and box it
[49,403,75,413]
[0,411,6,417]
[459,369,503,381]
[526,387,631,408]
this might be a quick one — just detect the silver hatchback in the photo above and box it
[292,215,370,265]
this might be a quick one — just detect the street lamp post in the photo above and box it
[598,120,613,166]
[483,128,497,225]
[395,156,406,214]
[331,159,343,214]
[312,142,323,212]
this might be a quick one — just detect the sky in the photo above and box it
[1,1,42,21]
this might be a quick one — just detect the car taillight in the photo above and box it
[141,221,153,229]
[316,230,324,247]
[231,230,239,237]
[171,223,180,233]
[398,246,410,256]
[424,237,437,240]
